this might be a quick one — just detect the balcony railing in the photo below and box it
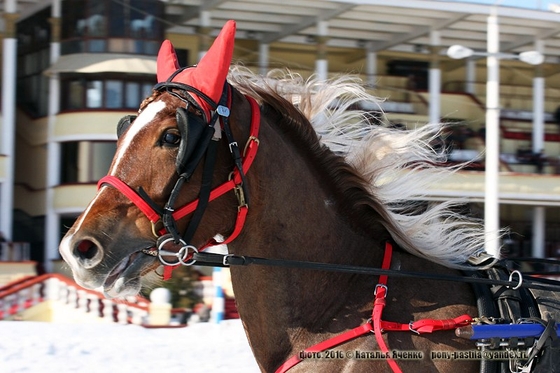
[0,242,30,261]
[0,273,149,324]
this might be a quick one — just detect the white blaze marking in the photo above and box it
[60,100,167,261]
[110,99,167,175]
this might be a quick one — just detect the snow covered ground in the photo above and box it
[1,320,260,373]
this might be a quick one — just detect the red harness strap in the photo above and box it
[275,242,473,373]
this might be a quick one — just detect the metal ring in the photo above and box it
[508,270,523,290]
[177,245,199,266]
[157,237,188,266]
[151,219,164,238]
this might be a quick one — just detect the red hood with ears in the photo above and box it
[156,20,237,119]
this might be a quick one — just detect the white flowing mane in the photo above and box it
[229,67,498,269]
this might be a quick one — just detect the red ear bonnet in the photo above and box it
[156,20,236,118]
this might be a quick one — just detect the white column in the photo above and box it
[149,288,172,326]
[198,11,211,61]
[45,1,62,272]
[258,42,269,76]
[532,39,545,154]
[484,12,501,258]
[531,39,546,260]
[465,58,476,94]
[365,47,377,87]
[429,31,441,125]
[315,20,329,80]
[429,69,441,124]
[532,207,546,258]
[212,267,225,323]
[0,0,18,241]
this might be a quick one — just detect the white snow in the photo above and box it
[0,320,261,373]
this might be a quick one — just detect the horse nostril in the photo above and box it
[74,239,100,263]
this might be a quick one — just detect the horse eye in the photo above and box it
[161,131,181,146]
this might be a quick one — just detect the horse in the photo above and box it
[59,21,560,373]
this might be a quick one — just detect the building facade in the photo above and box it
[2,0,560,271]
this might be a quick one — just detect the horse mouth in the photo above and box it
[101,249,155,298]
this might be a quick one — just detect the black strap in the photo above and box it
[191,251,560,292]
[219,86,250,205]
[181,139,220,244]
[524,316,558,367]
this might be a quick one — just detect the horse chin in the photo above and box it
[100,251,157,299]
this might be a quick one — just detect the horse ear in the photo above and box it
[156,40,181,83]
[165,20,236,117]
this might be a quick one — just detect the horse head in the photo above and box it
[59,20,255,297]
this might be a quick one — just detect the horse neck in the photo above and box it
[226,102,389,370]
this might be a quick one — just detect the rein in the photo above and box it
[191,246,560,373]
[189,251,560,292]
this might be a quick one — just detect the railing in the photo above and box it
[0,242,31,261]
[0,273,149,324]
[443,80,560,114]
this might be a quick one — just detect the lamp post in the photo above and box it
[447,20,543,258]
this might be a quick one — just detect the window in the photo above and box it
[16,7,52,118]
[60,142,79,184]
[60,74,155,111]
[68,81,85,109]
[125,82,140,108]
[105,80,123,108]
[86,81,103,108]
[60,141,116,184]
[61,0,164,55]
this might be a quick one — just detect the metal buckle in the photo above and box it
[234,185,247,209]
[228,141,239,153]
[243,136,260,157]
[408,322,420,335]
[374,284,388,297]
[222,254,233,266]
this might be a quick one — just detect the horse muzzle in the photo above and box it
[59,232,156,298]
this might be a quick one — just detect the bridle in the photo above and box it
[98,76,260,279]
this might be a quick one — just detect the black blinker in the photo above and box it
[175,107,214,178]
[116,115,137,139]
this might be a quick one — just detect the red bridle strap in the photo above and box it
[275,242,473,373]
[97,175,162,225]
[97,95,260,258]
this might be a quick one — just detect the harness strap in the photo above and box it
[274,323,374,373]
[372,243,403,373]
[181,139,220,244]
[275,242,474,373]
[274,243,395,373]
[97,175,161,224]
[170,96,260,222]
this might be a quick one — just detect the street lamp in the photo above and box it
[446,30,543,258]
[447,45,544,66]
